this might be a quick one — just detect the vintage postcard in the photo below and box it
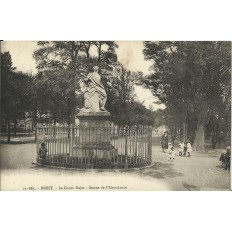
[0,41,231,191]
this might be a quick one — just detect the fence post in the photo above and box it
[70,125,73,156]
[148,126,153,164]
[35,126,37,142]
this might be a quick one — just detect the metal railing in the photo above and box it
[36,125,152,169]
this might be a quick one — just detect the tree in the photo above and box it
[33,69,83,126]
[1,52,15,142]
[33,41,118,124]
[1,52,34,141]
[33,41,153,127]
[143,41,231,151]
[106,62,153,126]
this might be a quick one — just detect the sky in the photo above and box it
[1,41,153,75]
[1,41,165,111]
[116,41,153,75]
[2,41,38,74]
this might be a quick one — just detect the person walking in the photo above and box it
[178,140,185,156]
[168,144,176,162]
[186,139,192,157]
[160,131,169,152]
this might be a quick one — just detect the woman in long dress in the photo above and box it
[160,131,169,152]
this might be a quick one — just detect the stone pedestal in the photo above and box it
[72,111,118,159]
[77,111,111,144]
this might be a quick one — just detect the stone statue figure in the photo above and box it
[79,66,108,113]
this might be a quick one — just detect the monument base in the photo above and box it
[72,146,118,159]
[76,111,111,127]
[71,111,117,158]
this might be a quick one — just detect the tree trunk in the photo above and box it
[3,118,7,132]
[13,119,17,136]
[86,43,91,58]
[224,110,230,142]
[187,121,196,144]
[33,108,38,142]
[98,43,102,61]
[170,126,177,144]
[7,118,10,143]
[180,122,187,142]
[68,86,76,126]
[193,121,205,151]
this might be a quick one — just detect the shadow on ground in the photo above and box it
[29,162,184,180]
[120,162,184,179]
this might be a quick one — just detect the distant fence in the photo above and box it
[36,125,152,169]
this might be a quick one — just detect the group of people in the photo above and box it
[178,140,192,157]
[160,131,192,162]
[161,131,231,171]
[219,146,230,170]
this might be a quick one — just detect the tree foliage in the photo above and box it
[106,63,153,126]
[1,52,34,141]
[1,42,155,140]
[33,41,118,124]
[143,41,231,150]
[33,41,153,126]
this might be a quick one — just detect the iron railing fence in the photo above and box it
[36,125,152,169]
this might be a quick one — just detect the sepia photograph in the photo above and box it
[0,41,231,191]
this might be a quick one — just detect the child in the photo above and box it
[179,140,185,156]
[219,150,227,168]
[182,141,187,156]
[37,142,47,166]
[168,146,176,162]
[186,139,192,157]
[167,142,172,153]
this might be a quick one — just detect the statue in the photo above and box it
[79,66,109,113]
